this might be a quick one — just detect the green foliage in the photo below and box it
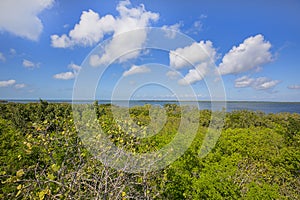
[0,102,299,199]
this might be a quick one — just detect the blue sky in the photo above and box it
[0,0,299,101]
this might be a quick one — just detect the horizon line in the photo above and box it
[1,98,300,103]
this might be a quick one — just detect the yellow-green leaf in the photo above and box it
[51,164,60,172]
[17,184,22,190]
[38,189,49,200]
[47,173,55,180]
[16,169,24,177]
[16,190,21,197]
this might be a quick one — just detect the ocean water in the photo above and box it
[2,99,300,114]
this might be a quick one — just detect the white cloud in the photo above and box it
[166,70,180,79]
[90,29,149,66]
[50,34,72,48]
[51,1,158,67]
[161,23,182,39]
[178,62,211,85]
[90,1,159,66]
[193,21,202,29]
[288,85,300,90]
[235,76,280,90]
[68,63,81,71]
[169,40,216,69]
[23,59,38,69]
[234,76,254,88]
[53,63,81,80]
[51,0,158,49]
[0,79,16,87]
[0,0,54,41]
[15,83,26,89]
[218,34,273,75]
[0,52,5,62]
[169,40,217,85]
[51,10,115,47]
[0,79,26,89]
[123,65,151,77]
[186,16,206,35]
[53,72,76,80]
[189,20,203,34]
[252,77,280,90]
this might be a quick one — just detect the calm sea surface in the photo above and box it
[2,100,300,114]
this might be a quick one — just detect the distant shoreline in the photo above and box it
[1,99,300,103]
[1,99,300,114]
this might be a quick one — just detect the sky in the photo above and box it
[0,0,300,101]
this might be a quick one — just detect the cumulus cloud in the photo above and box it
[15,83,26,89]
[68,63,81,71]
[178,62,212,85]
[53,72,76,80]
[89,29,149,66]
[169,40,216,85]
[0,79,26,89]
[287,84,300,90]
[51,1,158,67]
[90,1,159,66]
[0,79,16,87]
[253,77,280,90]
[169,40,216,69]
[23,59,35,68]
[218,34,273,75]
[51,10,115,48]
[22,59,39,69]
[0,52,5,62]
[168,34,274,86]
[234,76,254,88]
[161,23,182,39]
[51,0,158,49]
[53,63,81,80]
[235,76,280,90]
[166,70,180,79]
[0,0,54,41]
[51,34,72,49]
[123,65,150,77]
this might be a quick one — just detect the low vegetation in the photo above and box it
[0,101,299,199]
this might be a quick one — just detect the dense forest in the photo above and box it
[0,101,299,199]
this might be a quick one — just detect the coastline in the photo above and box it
[1,99,300,114]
